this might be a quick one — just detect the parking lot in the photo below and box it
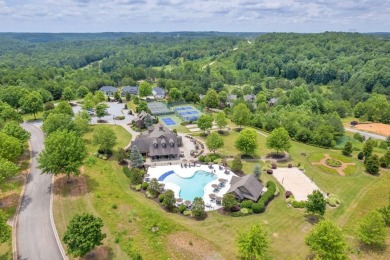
[72,102,134,124]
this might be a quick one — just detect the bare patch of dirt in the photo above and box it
[53,175,88,197]
[82,246,113,260]
[355,123,390,137]
[167,231,223,260]
[0,193,19,208]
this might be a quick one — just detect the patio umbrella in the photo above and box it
[209,194,216,199]
[144,173,150,177]
[218,178,226,182]
[211,184,218,188]
[176,198,183,203]
[208,162,213,165]
[182,159,188,163]
[216,196,222,201]
[184,200,192,206]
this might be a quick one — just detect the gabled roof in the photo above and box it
[268,97,278,104]
[244,94,255,102]
[152,87,166,96]
[122,86,138,94]
[228,94,237,101]
[99,86,117,93]
[228,174,263,201]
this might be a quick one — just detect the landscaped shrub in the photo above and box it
[266,169,273,174]
[292,200,306,208]
[326,194,341,207]
[183,210,191,216]
[298,165,305,171]
[271,163,277,169]
[141,182,149,190]
[288,163,293,168]
[286,197,295,204]
[240,208,249,214]
[358,151,364,160]
[353,132,365,142]
[158,194,165,203]
[198,155,205,162]
[251,202,265,213]
[240,200,253,209]
[179,204,186,214]
[258,181,276,207]
[123,166,131,178]
[379,141,388,150]
[204,157,211,163]
[326,158,342,167]
[285,191,293,198]
[134,184,141,191]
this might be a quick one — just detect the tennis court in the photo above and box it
[148,101,173,116]
[162,117,176,126]
[173,105,201,122]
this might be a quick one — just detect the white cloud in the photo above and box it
[0,0,388,32]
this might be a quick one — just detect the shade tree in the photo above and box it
[305,190,326,217]
[235,128,258,155]
[206,132,224,154]
[232,103,251,129]
[92,126,117,155]
[266,127,291,155]
[197,114,213,134]
[236,223,269,260]
[19,91,44,119]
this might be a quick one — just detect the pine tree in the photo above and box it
[144,114,153,128]
[342,141,353,156]
[129,145,144,168]
[253,164,261,178]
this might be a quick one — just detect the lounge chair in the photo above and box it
[213,188,220,193]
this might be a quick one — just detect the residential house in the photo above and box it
[268,97,279,107]
[244,94,255,102]
[152,87,166,99]
[132,111,157,129]
[130,123,182,160]
[122,86,138,96]
[227,174,264,201]
[227,94,237,107]
[99,86,118,96]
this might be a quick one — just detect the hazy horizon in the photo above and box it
[0,0,389,33]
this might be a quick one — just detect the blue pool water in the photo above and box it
[162,170,217,201]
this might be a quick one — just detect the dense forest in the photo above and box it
[0,32,390,148]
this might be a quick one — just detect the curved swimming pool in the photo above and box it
[162,170,217,201]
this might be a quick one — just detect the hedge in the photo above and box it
[123,166,131,178]
[258,181,276,206]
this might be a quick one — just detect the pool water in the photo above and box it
[162,170,217,201]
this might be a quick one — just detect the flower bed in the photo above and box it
[325,158,342,167]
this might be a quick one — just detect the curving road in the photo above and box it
[16,123,65,260]
[345,127,387,141]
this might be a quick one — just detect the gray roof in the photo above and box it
[244,94,255,102]
[268,97,278,105]
[228,174,263,201]
[130,123,181,156]
[122,86,138,95]
[152,87,166,96]
[228,94,237,101]
[99,86,117,93]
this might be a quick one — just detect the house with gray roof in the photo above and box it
[130,123,182,160]
[227,94,237,107]
[152,87,166,99]
[99,86,118,96]
[244,94,255,102]
[227,174,264,201]
[132,111,157,129]
[268,97,279,106]
[122,86,138,96]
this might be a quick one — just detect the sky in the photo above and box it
[0,0,389,33]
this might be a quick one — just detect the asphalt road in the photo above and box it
[17,123,64,260]
[345,127,387,141]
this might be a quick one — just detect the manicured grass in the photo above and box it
[53,124,390,259]
[316,164,339,175]
[308,153,325,162]
[330,153,356,163]
[344,165,359,176]
[22,111,44,121]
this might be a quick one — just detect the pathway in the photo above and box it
[345,127,386,141]
[17,123,65,260]
[311,154,355,176]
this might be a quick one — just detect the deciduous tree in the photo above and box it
[342,141,353,156]
[197,114,213,134]
[2,121,30,142]
[305,190,326,216]
[206,132,224,154]
[162,189,176,211]
[222,193,238,211]
[364,155,380,175]
[235,128,258,155]
[0,210,11,244]
[62,87,75,102]
[203,89,218,108]
[215,111,227,132]
[95,103,108,119]
[92,126,117,154]
[305,219,347,260]
[0,158,19,187]
[42,113,75,136]
[232,103,251,129]
[358,210,387,248]
[139,82,152,97]
[19,91,43,119]
[0,132,22,161]
[237,223,269,260]
[169,87,181,102]
[38,130,87,182]
[63,213,106,257]
[266,127,291,154]
[191,197,206,219]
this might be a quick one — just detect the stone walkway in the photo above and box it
[311,154,356,176]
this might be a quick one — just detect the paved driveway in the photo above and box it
[272,168,321,201]
[345,127,386,141]
[18,123,65,260]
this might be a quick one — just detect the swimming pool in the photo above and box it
[162,170,217,201]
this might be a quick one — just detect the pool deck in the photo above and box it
[147,164,238,211]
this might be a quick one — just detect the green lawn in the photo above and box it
[53,124,390,259]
